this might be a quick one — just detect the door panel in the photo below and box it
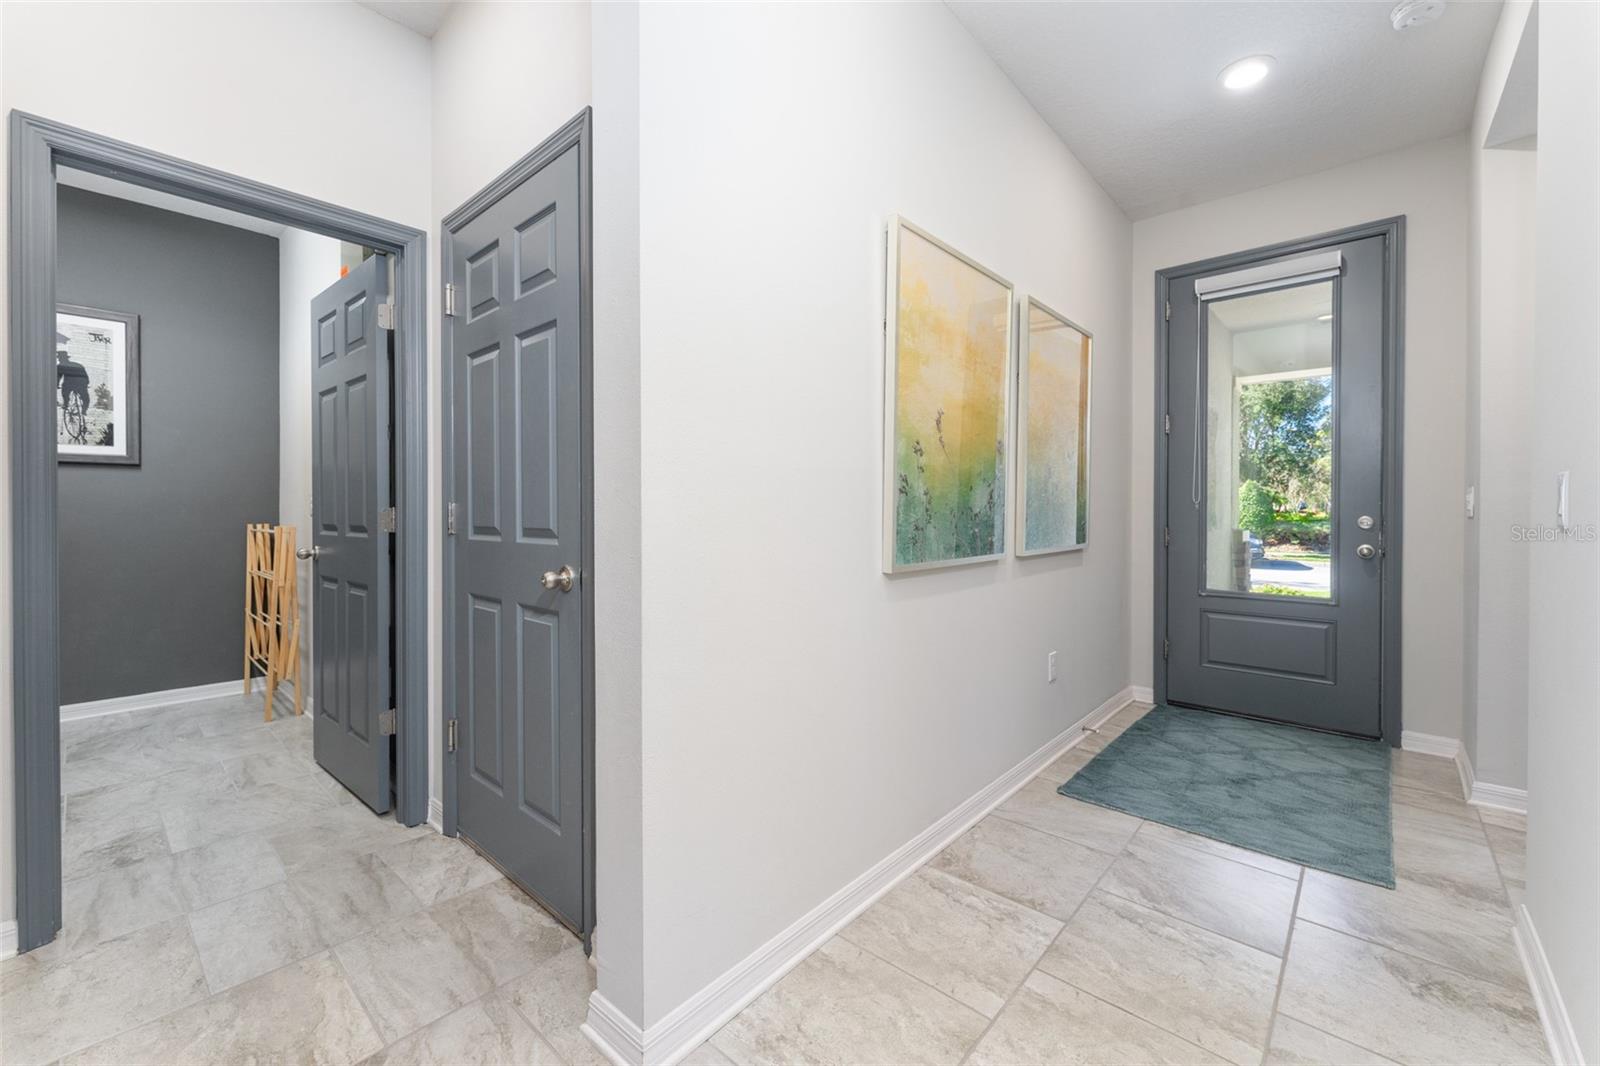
[451,140,585,930]
[310,254,393,811]
[1166,235,1387,736]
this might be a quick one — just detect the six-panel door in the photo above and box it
[310,254,393,812]
[451,142,586,930]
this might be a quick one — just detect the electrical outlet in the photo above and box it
[1465,485,1475,519]
[1047,651,1058,683]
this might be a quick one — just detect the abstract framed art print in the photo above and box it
[883,217,1014,573]
[1016,297,1091,555]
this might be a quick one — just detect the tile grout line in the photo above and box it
[329,940,401,1051]
[1288,913,1532,993]
[1127,820,1302,882]
[1259,866,1306,1064]
[953,805,1139,1066]
[42,909,218,1062]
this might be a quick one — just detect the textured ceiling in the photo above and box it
[946,0,1501,219]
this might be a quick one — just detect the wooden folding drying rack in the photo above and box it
[243,524,303,721]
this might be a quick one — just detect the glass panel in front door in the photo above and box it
[1203,281,1334,599]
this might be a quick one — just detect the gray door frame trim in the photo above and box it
[8,110,431,953]
[439,107,595,944]
[1152,216,1405,745]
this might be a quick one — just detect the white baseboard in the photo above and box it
[1514,903,1585,1065]
[1402,733,1529,814]
[61,678,270,722]
[1128,685,1155,705]
[428,797,445,833]
[1456,746,1530,814]
[1400,730,1462,759]
[0,919,17,961]
[582,991,646,1066]
[582,684,1142,1066]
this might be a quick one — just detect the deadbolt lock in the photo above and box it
[1357,514,1376,530]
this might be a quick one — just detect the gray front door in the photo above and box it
[311,254,394,811]
[450,138,586,930]
[1164,234,1389,736]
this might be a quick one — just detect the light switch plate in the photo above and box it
[1465,485,1476,519]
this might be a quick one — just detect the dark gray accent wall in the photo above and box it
[56,187,279,704]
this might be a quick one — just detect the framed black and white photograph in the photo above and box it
[55,304,141,465]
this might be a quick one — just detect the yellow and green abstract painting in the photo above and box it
[1019,301,1091,554]
[888,225,1012,569]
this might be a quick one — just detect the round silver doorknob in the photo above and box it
[541,565,577,593]
[296,546,319,560]
[1356,544,1376,560]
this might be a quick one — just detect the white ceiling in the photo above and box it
[58,168,287,237]
[356,1,454,38]
[946,0,1502,220]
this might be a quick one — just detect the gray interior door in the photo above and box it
[310,254,394,811]
[451,140,586,929]
[1165,235,1388,736]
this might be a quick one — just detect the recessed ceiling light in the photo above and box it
[1219,55,1275,92]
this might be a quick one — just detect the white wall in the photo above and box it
[1464,0,1537,791]
[588,0,646,1026]
[427,0,593,822]
[0,0,433,930]
[1128,135,1471,741]
[278,229,344,693]
[631,0,1132,1026]
[1524,0,1600,1059]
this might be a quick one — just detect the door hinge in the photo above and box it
[447,718,458,753]
[447,501,458,536]
[380,506,397,533]
[1163,413,1171,434]
[379,708,397,736]
[444,282,457,317]
[1165,300,1171,321]
[377,300,395,331]
[1163,639,1170,660]
[1164,526,1170,546]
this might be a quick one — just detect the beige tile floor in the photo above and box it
[0,693,598,1066]
[1,699,1545,1065]
[700,703,1548,1066]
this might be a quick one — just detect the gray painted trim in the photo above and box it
[439,108,596,945]
[1151,216,1406,746]
[55,303,141,466]
[8,110,430,953]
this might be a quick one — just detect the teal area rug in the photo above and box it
[1060,705,1394,887]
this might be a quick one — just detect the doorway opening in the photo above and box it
[1153,218,1405,741]
[9,112,430,954]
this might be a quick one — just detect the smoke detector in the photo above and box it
[1391,0,1447,31]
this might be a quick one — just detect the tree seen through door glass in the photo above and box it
[1204,281,1334,598]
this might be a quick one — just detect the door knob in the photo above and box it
[1356,544,1376,560]
[296,546,319,560]
[541,565,577,593]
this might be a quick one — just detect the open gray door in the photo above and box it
[310,254,394,812]
[449,126,588,932]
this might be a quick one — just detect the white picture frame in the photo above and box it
[882,216,1015,573]
[55,303,142,466]
[1015,295,1092,556]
